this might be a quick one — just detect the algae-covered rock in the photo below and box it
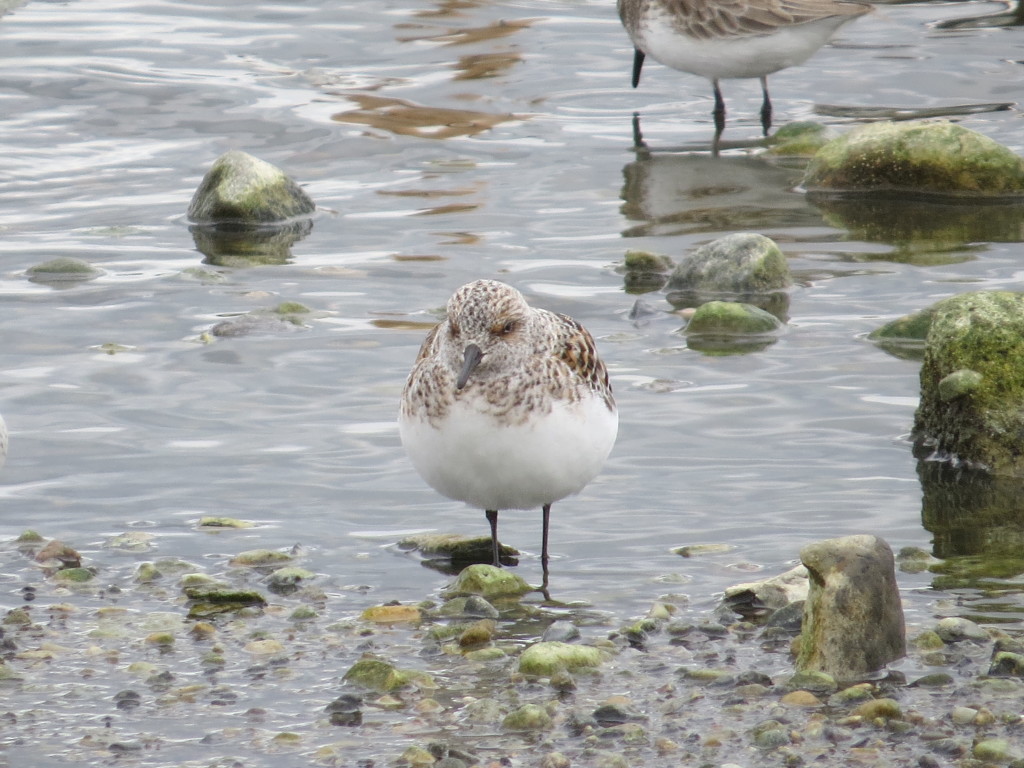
[684,300,783,355]
[765,121,838,157]
[518,641,607,677]
[397,533,519,567]
[666,233,791,298]
[26,257,103,284]
[187,150,315,225]
[912,291,1024,476]
[209,310,308,338]
[502,703,553,731]
[343,657,433,693]
[228,549,294,567]
[618,249,675,293]
[803,121,1024,196]
[360,604,422,624]
[445,564,531,599]
[868,306,937,360]
[197,516,255,529]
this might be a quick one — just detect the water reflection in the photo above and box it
[190,220,313,267]
[918,460,1024,584]
[333,95,521,139]
[620,119,822,238]
[934,0,1024,29]
[806,193,1024,261]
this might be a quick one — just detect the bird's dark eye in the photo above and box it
[493,319,517,336]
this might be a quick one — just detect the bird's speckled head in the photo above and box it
[441,280,535,389]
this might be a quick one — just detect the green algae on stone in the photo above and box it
[666,233,791,296]
[342,657,433,693]
[26,257,103,283]
[518,641,607,677]
[197,516,255,529]
[912,291,1024,475]
[685,301,783,337]
[765,121,838,157]
[868,306,937,360]
[187,150,316,225]
[267,566,316,588]
[397,533,519,566]
[51,567,95,583]
[445,564,531,599]
[618,249,676,293]
[803,121,1024,197]
[502,703,553,731]
[228,549,294,567]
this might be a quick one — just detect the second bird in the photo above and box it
[618,0,871,137]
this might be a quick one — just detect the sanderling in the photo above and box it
[399,280,617,588]
[618,0,870,136]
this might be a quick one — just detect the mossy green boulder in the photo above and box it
[803,121,1024,196]
[686,301,782,337]
[912,291,1024,475]
[666,233,790,296]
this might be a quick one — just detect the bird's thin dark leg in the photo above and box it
[631,48,646,89]
[486,509,500,567]
[711,79,726,155]
[759,76,772,136]
[540,503,551,590]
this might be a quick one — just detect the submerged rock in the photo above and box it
[868,306,937,360]
[342,657,433,693]
[796,535,906,682]
[617,249,675,294]
[912,291,1024,475]
[684,301,783,355]
[764,121,838,157]
[397,533,519,568]
[803,121,1024,197]
[187,150,315,225]
[26,257,103,284]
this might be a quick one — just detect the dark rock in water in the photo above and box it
[325,693,363,726]
[187,150,315,225]
[912,291,1024,476]
[796,535,906,682]
[618,249,675,294]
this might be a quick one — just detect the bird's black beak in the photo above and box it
[456,343,483,390]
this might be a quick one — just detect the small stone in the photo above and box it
[784,670,838,695]
[518,641,607,677]
[973,739,1017,763]
[197,516,255,529]
[457,619,496,648]
[189,622,217,640]
[445,564,530,598]
[399,746,436,766]
[502,703,552,731]
[228,549,293,567]
[144,632,175,648]
[989,651,1024,676]
[950,706,978,725]
[134,563,162,583]
[244,639,285,655]
[361,604,422,624]
[912,630,945,650]
[267,566,316,587]
[541,620,581,643]
[462,697,505,724]
[935,617,988,643]
[751,720,790,749]
[540,752,571,768]
[780,690,821,707]
[854,698,902,721]
[105,532,155,552]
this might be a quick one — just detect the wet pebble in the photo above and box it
[542,620,581,644]
[935,617,988,643]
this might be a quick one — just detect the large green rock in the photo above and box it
[445,564,531,599]
[666,233,790,296]
[912,291,1024,475]
[803,121,1024,196]
[518,641,607,677]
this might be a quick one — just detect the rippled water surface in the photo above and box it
[1,0,1024,763]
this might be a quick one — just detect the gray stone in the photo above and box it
[724,564,808,620]
[26,257,103,284]
[796,535,906,682]
[666,233,791,298]
[187,150,315,224]
[935,616,988,643]
[912,291,1024,475]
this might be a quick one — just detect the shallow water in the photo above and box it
[1,0,1024,763]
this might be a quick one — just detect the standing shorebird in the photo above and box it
[618,0,871,136]
[399,280,617,589]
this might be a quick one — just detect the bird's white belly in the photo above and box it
[637,17,851,80]
[399,397,617,511]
